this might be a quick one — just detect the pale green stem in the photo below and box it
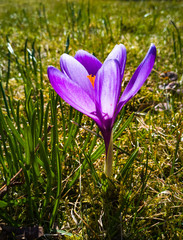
[104,131,113,177]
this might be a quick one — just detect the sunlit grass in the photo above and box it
[0,0,182,239]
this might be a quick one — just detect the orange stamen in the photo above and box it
[87,74,96,88]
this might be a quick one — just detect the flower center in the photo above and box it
[87,74,96,88]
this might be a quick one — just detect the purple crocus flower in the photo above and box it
[47,44,156,176]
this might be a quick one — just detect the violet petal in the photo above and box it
[48,66,101,126]
[104,44,126,79]
[74,50,102,75]
[95,59,121,129]
[115,44,156,118]
[60,54,94,99]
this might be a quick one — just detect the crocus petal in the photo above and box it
[74,50,102,75]
[60,54,94,99]
[48,66,101,126]
[104,44,126,79]
[115,44,156,118]
[95,59,121,129]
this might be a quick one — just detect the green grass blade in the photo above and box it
[49,144,62,228]
[0,81,10,118]
[6,115,25,148]
[118,148,139,180]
